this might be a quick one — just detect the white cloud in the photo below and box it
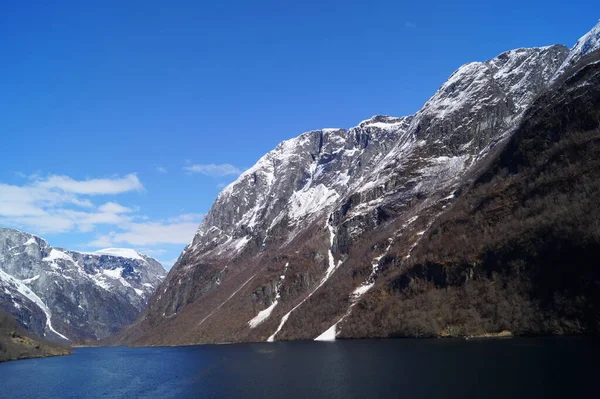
[0,174,142,234]
[59,209,132,232]
[1,172,203,268]
[98,202,133,214]
[36,173,144,195]
[156,166,167,174]
[0,208,133,235]
[87,220,200,247]
[183,163,242,177]
[1,214,76,234]
[167,213,204,223]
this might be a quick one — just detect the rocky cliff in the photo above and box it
[118,21,600,345]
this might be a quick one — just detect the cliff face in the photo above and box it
[119,23,600,346]
[342,52,600,339]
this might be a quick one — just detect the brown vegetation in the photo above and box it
[341,59,600,339]
[0,311,71,363]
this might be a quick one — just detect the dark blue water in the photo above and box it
[0,338,596,398]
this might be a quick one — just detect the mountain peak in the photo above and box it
[551,19,600,82]
[573,19,600,58]
[93,248,148,263]
[358,115,406,128]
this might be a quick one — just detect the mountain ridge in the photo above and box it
[0,227,166,343]
[115,21,600,346]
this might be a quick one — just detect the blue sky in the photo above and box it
[1,1,598,268]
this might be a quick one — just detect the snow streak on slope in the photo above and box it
[248,262,289,328]
[197,274,258,327]
[143,42,571,346]
[314,211,432,341]
[314,238,395,341]
[268,219,342,342]
[0,269,69,340]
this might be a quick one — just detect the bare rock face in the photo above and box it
[118,22,600,346]
[0,228,166,342]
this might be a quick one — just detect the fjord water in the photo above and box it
[0,338,595,399]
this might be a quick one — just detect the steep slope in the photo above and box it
[119,23,600,346]
[0,310,70,362]
[551,19,600,81]
[342,44,600,338]
[0,228,166,342]
[115,41,573,346]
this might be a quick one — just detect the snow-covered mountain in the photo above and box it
[0,228,166,342]
[184,44,567,261]
[116,21,600,346]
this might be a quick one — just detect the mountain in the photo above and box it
[0,310,70,362]
[551,19,600,82]
[117,22,599,346]
[0,228,166,343]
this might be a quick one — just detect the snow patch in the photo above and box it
[102,267,124,279]
[43,249,75,264]
[248,262,289,328]
[94,248,146,262]
[0,269,69,340]
[287,184,339,221]
[248,300,279,329]
[21,275,40,284]
[314,323,337,341]
[102,267,132,288]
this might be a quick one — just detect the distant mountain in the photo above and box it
[117,21,600,346]
[0,228,166,343]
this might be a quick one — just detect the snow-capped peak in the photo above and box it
[551,19,600,82]
[358,115,407,129]
[94,248,147,262]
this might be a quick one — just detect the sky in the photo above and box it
[0,1,598,269]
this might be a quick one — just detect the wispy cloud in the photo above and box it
[156,166,167,174]
[168,213,205,223]
[1,172,205,270]
[183,163,242,177]
[86,218,202,247]
[405,22,417,29]
[36,173,144,195]
[98,202,133,214]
